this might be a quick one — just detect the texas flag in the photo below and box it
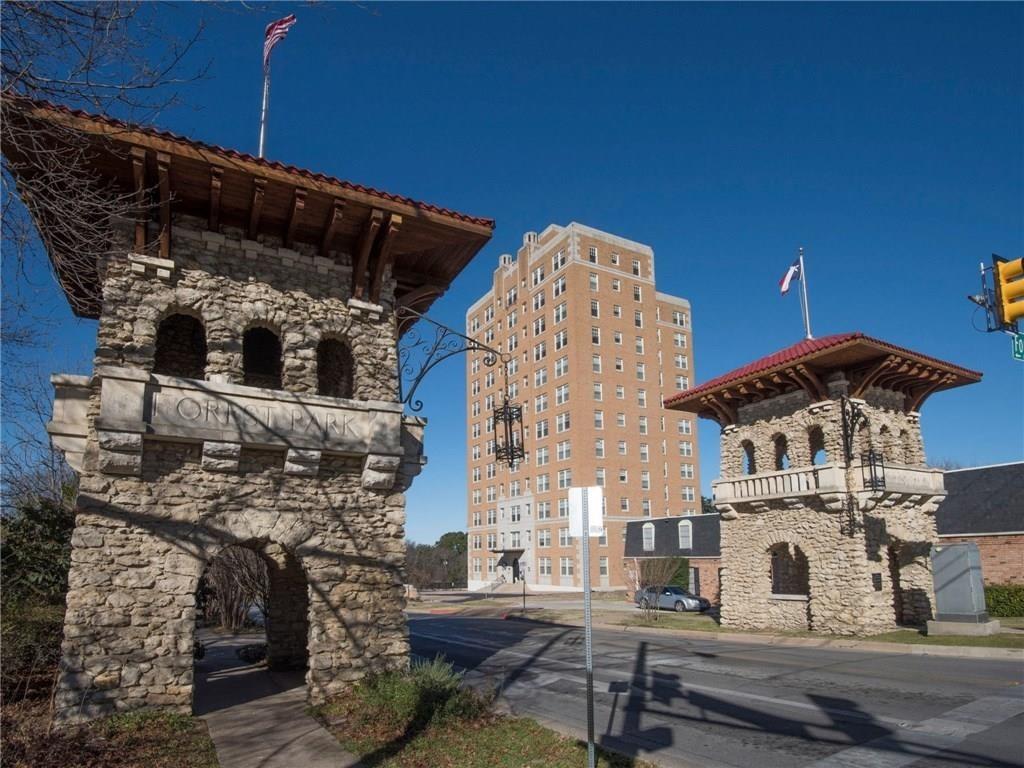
[779,258,801,295]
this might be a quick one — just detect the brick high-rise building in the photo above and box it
[465,223,700,591]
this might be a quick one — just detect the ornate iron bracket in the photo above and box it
[839,395,867,464]
[395,305,509,413]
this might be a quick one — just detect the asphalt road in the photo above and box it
[409,615,1024,768]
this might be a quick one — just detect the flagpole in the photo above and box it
[258,66,270,160]
[258,64,270,159]
[798,246,813,340]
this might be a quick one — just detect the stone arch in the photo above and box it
[193,536,312,711]
[743,529,824,630]
[242,324,284,389]
[808,425,828,465]
[317,337,355,399]
[153,311,208,379]
[772,433,790,470]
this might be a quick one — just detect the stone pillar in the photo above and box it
[263,543,310,670]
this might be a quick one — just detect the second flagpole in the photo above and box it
[798,246,813,340]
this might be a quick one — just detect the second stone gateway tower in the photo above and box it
[666,333,981,635]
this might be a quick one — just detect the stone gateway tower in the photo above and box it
[8,102,493,721]
[666,333,980,635]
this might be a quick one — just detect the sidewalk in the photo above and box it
[194,630,360,768]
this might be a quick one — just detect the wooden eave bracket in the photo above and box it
[352,209,384,301]
[156,152,171,259]
[208,166,224,232]
[248,178,267,240]
[369,213,402,303]
[320,199,346,258]
[130,146,147,252]
[285,188,307,249]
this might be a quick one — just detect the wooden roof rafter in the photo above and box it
[2,99,495,325]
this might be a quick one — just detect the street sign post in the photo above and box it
[569,486,603,768]
[1012,333,1024,361]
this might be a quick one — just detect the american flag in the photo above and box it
[263,14,297,70]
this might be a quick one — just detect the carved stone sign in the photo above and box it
[91,367,404,455]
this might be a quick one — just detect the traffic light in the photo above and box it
[993,255,1024,330]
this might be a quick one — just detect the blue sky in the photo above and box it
[8,2,1022,544]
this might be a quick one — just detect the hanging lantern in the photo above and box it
[493,398,525,468]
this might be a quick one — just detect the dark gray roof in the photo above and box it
[937,463,1024,535]
[624,514,721,558]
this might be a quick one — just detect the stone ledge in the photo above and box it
[347,297,383,321]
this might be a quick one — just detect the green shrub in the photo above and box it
[985,584,1024,617]
[321,655,493,751]
[0,498,75,605]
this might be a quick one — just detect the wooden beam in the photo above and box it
[795,364,828,401]
[370,214,402,303]
[156,152,171,260]
[319,199,346,258]
[208,166,223,232]
[284,188,306,249]
[248,178,267,240]
[907,373,955,412]
[851,354,899,397]
[130,146,147,252]
[705,393,737,426]
[352,209,384,301]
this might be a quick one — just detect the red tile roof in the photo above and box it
[15,99,495,229]
[664,332,982,408]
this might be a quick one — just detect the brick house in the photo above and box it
[937,462,1024,586]
[623,514,721,604]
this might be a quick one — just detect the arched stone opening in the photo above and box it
[808,426,828,465]
[317,338,355,399]
[193,539,310,713]
[741,440,757,475]
[154,313,207,379]
[243,326,283,389]
[773,434,790,470]
[769,542,809,595]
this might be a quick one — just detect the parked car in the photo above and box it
[635,586,710,613]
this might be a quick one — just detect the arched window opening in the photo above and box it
[769,542,809,595]
[243,327,283,389]
[809,426,827,465]
[154,313,207,379]
[317,338,354,398]
[741,440,757,475]
[677,520,692,550]
[878,425,891,460]
[642,522,655,552]
[773,434,790,471]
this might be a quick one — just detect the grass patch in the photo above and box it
[867,630,1024,649]
[1,700,218,768]
[614,612,722,632]
[313,656,652,767]
[997,616,1024,630]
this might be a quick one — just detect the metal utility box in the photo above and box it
[930,542,989,622]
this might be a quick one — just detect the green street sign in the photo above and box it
[1013,333,1024,362]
